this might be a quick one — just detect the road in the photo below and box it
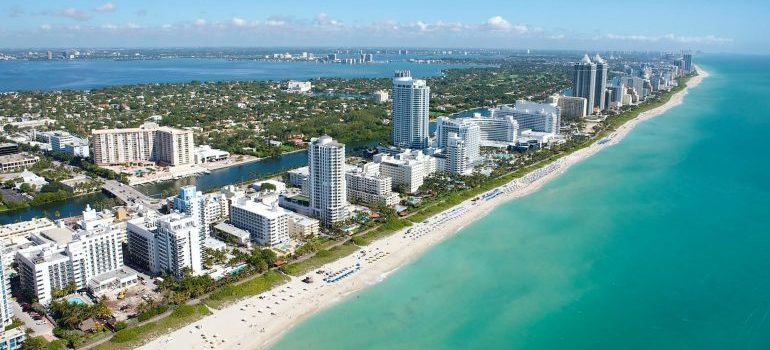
[101,180,162,210]
[9,299,54,339]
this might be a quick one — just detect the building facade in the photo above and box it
[502,101,561,134]
[374,150,438,194]
[573,54,597,114]
[345,163,400,207]
[91,123,194,166]
[391,71,430,149]
[126,214,202,279]
[446,133,472,174]
[434,117,481,165]
[15,224,123,304]
[593,54,609,111]
[230,198,289,247]
[308,136,348,226]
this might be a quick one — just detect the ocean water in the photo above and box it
[270,54,770,349]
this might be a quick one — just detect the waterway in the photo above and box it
[0,57,482,92]
[270,55,770,349]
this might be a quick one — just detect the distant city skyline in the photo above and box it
[0,0,766,53]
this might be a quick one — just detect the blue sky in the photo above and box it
[1,0,767,53]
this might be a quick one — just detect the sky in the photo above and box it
[0,0,767,53]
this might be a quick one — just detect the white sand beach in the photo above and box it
[138,68,708,350]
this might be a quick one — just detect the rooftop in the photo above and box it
[232,198,288,219]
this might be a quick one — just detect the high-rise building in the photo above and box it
[683,52,693,74]
[16,222,124,304]
[127,214,202,278]
[230,198,289,246]
[0,244,11,328]
[308,136,348,226]
[434,117,481,165]
[391,71,430,149]
[91,122,194,166]
[593,54,609,111]
[550,96,588,120]
[174,185,204,238]
[573,54,596,114]
[446,133,473,174]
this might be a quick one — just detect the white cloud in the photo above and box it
[94,3,116,13]
[315,12,343,28]
[481,16,537,34]
[484,16,511,31]
[265,16,287,27]
[194,18,207,28]
[231,17,247,28]
[602,33,732,44]
[39,24,52,31]
[415,21,429,32]
[51,7,92,21]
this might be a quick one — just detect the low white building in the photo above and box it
[0,218,56,243]
[15,170,48,191]
[286,211,320,238]
[372,90,389,103]
[286,81,312,93]
[230,198,289,247]
[194,145,230,164]
[0,327,25,350]
[345,163,400,207]
[374,150,438,194]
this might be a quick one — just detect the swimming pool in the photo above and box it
[67,297,85,305]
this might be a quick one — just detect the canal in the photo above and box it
[0,140,381,225]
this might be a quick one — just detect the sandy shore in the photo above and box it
[138,68,707,350]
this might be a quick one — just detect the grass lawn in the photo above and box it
[281,242,361,276]
[204,271,290,310]
[92,304,211,350]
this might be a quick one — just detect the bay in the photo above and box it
[0,58,479,92]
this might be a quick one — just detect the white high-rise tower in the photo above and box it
[308,136,348,226]
[0,244,11,327]
[391,71,430,149]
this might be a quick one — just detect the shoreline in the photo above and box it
[138,69,708,350]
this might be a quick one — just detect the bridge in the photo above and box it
[102,180,163,210]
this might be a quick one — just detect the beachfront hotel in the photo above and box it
[391,70,430,150]
[230,198,290,247]
[91,122,195,167]
[173,186,230,240]
[15,221,125,304]
[345,163,401,207]
[496,101,561,135]
[434,117,481,164]
[374,149,438,194]
[308,136,349,226]
[126,213,203,279]
[548,95,588,120]
[446,132,474,175]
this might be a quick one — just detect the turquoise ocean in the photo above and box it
[270,54,770,349]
